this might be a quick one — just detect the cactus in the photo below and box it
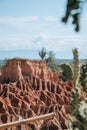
[72,48,80,88]
[39,47,46,60]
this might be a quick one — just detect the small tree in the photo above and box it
[46,51,59,71]
[47,51,55,63]
[39,47,46,60]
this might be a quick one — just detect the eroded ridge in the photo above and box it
[0,58,73,130]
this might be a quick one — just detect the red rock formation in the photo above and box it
[0,58,73,130]
[0,58,59,83]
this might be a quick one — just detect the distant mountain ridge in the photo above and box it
[56,59,87,64]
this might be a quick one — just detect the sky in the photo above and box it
[0,0,87,59]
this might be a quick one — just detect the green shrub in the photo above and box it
[60,63,73,80]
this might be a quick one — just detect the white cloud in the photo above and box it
[44,16,58,22]
[0,34,32,50]
[0,16,38,25]
[31,34,87,55]
[0,34,87,53]
[0,30,87,58]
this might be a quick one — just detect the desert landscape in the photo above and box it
[0,58,74,130]
[0,0,87,130]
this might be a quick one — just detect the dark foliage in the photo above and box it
[80,63,87,92]
[60,63,73,80]
[62,0,86,32]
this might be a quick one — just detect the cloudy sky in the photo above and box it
[0,0,87,59]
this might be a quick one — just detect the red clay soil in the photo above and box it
[0,58,73,130]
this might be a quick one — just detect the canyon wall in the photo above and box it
[0,58,73,130]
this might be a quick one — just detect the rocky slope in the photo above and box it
[0,58,73,130]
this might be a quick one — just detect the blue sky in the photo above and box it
[0,0,87,59]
